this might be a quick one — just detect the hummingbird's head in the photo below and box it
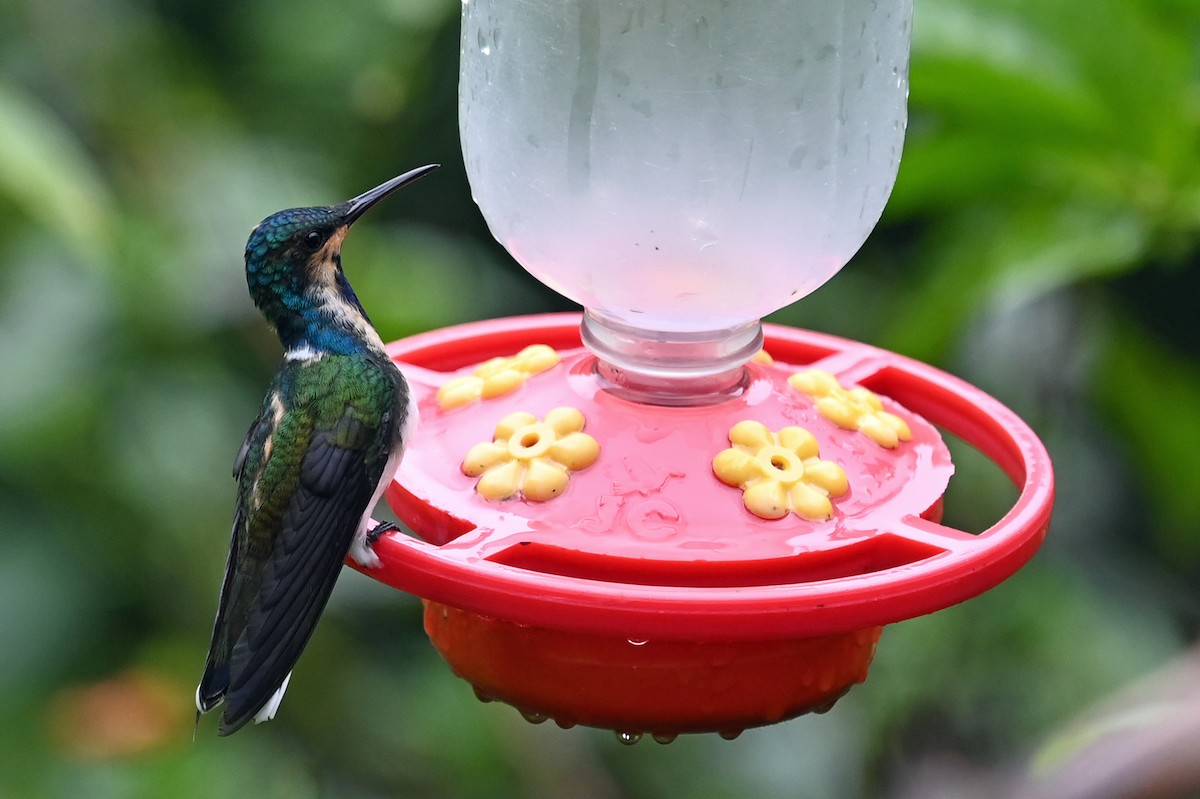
[243,165,438,354]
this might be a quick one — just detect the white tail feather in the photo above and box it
[253,672,292,724]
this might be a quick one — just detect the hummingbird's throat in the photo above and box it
[298,239,385,355]
[266,227,385,356]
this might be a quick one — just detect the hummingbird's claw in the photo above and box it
[348,521,395,569]
[367,520,400,545]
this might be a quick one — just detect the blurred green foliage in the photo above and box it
[0,0,1197,797]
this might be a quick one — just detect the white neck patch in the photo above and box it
[285,344,323,362]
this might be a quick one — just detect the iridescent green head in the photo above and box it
[243,165,438,354]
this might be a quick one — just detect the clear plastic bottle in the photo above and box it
[460,0,911,399]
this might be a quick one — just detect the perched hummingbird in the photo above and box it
[196,165,438,735]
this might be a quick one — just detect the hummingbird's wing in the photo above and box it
[196,413,269,717]
[199,360,398,735]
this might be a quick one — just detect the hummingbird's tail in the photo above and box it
[196,660,229,715]
[195,660,294,736]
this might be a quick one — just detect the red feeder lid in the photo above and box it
[361,313,1054,642]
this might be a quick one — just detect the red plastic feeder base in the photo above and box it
[426,600,881,737]
[360,314,1054,738]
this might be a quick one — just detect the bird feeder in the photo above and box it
[357,0,1054,741]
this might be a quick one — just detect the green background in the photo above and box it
[1,0,1197,796]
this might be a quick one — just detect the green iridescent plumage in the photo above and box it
[196,166,437,735]
[238,355,399,561]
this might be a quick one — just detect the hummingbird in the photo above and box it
[196,165,438,735]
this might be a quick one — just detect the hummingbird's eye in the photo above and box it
[303,231,326,251]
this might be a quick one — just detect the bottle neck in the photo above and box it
[581,310,762,406]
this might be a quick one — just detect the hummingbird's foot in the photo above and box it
[367,520,400,544]
[349,522,395,570]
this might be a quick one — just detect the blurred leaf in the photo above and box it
[912,0,1108,141]
[113,130,328,332]
[888,0,1200,361]
[0,242,111,441]
[913,0,1193,155]
[0,81,115,267]
[1092,313,1200,564]
[865,560,1182,755]
[0,537,103,698]
[890,131,1052,219]
[880,201,1149,358]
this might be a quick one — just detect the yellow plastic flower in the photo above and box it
[788,369,912,449]
[751,348,774,365]
[713,420,849,521]
[462,407,600,502]
[437,344,561,411]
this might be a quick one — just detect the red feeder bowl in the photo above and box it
[357,313,1053,740]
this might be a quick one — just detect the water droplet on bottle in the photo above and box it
[718,729,743,741]
[473,687,494,703]
[616,731,642,745]
[520,709,548,725]
[652,733,677,745]
[690,218,718,251]
[627,638,648,647]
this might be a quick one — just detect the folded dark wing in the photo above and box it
[218,412,381,734]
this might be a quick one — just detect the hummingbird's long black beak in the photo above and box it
[341,164,439,226]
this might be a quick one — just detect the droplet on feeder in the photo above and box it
[520,710,548,725]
